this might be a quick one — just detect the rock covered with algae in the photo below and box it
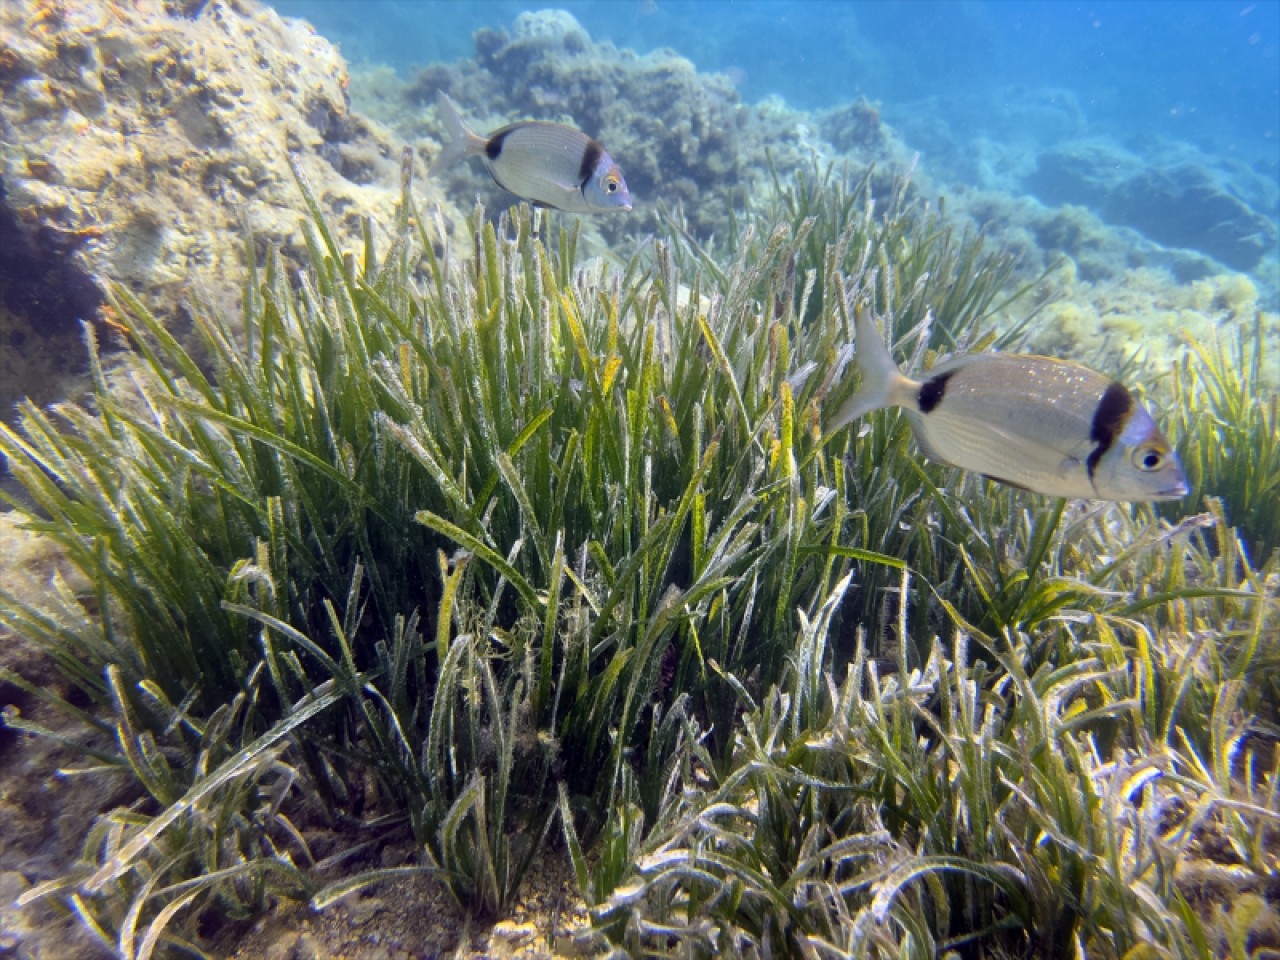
[1034,262,1278,375]
[0,0,443,414]
[391,9,917,242]
[1027,138,1279,273]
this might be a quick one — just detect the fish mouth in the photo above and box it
[1156,481,1190,500]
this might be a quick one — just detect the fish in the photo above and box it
[429,92,633,215]
[828,305,1189,501]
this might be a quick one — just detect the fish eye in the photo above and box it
[1133,445,1166,471]
[604,176,619,193]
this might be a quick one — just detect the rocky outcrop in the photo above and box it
[1105,163,1278,273]
[0,0,435,415]
[1027,139,1278,272]
[1025,139,1146,208]
[400,10,916,243]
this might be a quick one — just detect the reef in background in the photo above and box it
[355,9,1276,339]
[1027,137,1278,274]
[1037,264,1277,382]
[365,9,918,246]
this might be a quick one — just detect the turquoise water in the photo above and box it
[275,0,1279,167]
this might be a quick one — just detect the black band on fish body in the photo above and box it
[1086,381,1135,479]
[578,139,603,187]
[917,370,955,414]
[485,129,509,161]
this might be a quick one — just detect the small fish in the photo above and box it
[430,92,633,215]
[829,306,1188,501]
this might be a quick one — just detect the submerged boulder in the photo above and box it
[1027,139,1277,272]
[0,0,431,414]
[1025,139,1145,207]
[1104,163,1278,273]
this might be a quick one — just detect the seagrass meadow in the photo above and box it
[1,155,1278,960]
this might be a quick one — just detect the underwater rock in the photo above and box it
[819,97,887,154]
[1105,163,1279,273]
[1033,263,1279,381]
[1027,140,1278,272]
[1026,139,1145,207]
[892,86,1089,189]
[0,190,103,415]
[952,186,1220,289]
[992,85,1089,144]
[0,0,432,417]
[512,8,591,47]
[399,9,916,243]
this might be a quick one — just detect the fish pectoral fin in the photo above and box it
[909,419,954,467]
[533,179,583,212]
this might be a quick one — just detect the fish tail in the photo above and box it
[828,304,911,431]
[429,92,485,177]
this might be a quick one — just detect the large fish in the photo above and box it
[829,305,1189,501]
[430,92,633,215]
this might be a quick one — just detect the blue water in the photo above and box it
[273,0,1278,166]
